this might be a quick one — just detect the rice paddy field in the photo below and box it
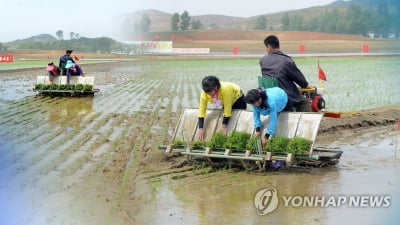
[0,55,399,225]
[119,55,400,112]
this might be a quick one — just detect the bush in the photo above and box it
[66,84,75,90]
[192,141,207,149]
[76,84,84,91]
[59,84,67,90]
[267,136,290,152]
[208,132,227,149]
[173,140,186,148]
[35,84,43,89]
[246,136,260,153]
[50,84,59,90]
[84,84,93,91]
[224,131,250,150]
[287,136,311,154]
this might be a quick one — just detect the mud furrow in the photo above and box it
[13,78,161,184]
[0,97,69,133]
[108,80,158,113]
[112,72,179,213]
[6,112,101,176]
[59,114,134,179]
[93,80,153,113]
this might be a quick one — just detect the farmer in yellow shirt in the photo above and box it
[198,76,246,140]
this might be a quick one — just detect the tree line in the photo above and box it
[170,10,203,31]
[7,37,126,53]
[55,30,81,40]
[134,10,203,34]
[133,2,398,38]
[0,42,7,52]
[280,3,399,37]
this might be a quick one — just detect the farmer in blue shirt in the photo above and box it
[244,87,292,145]
[59,50,75,75]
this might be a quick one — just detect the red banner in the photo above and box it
[0,54,13,63]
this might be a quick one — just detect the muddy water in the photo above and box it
[0,61,399,225]
[149,126,399,225]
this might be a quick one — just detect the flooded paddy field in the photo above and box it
[0,57,399,225]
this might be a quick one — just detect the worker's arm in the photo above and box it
[198,92,208,122]
[197,92,209,140]
[253,106,262,134]
[287,61,309,88]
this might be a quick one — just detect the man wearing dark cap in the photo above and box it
[59,50,75,75]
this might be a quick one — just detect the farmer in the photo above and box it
[244,87,292,146]
[46,62,61,85]
[68,62,84,76]
[260,35,312,112]
[59,49,75,75]
[64,60,84,84]
[197,76,246,140]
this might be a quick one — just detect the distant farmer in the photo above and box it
[197,76,246,140]
[244,87,292,146]
[260,35,312,112]
[67,61,84,76]
[59,49,75,75]
[46,62,60,85]
[64,60,84,84]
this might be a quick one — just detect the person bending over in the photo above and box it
[244,87,292,146]
[197,76,246,140]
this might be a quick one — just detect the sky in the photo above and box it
[0,0,337,42]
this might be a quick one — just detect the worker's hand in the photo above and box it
[198,128,205,141]
[262,137,268,147]
[220,125,227,136]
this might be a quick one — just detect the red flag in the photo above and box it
[397,120,400,130]
[362,44,369,53]
[318,62,327,81]
[299,45,305,53]
[74,55,80,61]
[232,47,239,55]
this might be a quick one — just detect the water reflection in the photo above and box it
[47,97,94,128]
[166,128,399,225]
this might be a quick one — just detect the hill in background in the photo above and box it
[118,0,400,41]
[2,0,399,54]
[11,34,57,43]
[330,0,399,8]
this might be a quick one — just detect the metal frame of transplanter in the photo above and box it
[159,108,343,171]
[34,75,99,96]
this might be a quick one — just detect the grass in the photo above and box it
[129,56,400,112]
[0,60,50,69]
[0,60,114,70]
[295,56,400,111]
[175,39,400,53]
[1,55,399,112]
